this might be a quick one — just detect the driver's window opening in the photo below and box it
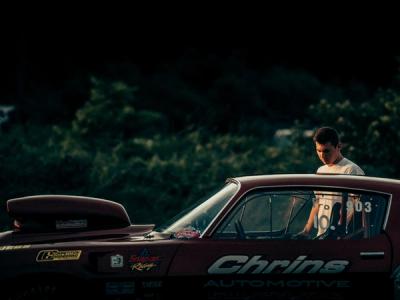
[214,188,388,241]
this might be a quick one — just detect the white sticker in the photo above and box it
[56,219,88,229]
[111,254,124,268]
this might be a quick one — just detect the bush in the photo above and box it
[308,89,400,177]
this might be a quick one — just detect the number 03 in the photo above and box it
[346,200,372,213]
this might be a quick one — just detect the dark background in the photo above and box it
[3,27,399,110]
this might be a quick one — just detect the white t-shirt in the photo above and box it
[315,158,365,235]
[317,157,365,175]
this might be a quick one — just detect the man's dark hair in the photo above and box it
[313,127,340,147]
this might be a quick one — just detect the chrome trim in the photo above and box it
[383,193,392,230]
[200,181,241,238]
[360,251,384,257]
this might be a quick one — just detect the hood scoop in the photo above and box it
[7,195,131,232]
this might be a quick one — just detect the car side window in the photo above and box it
[343,192,387,239]
[213,188,389,240]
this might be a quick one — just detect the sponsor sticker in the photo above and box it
[111,254,124,268]
[204,279,351,288]
[36,249,82,262]
[105,282,135,295]
[0,245,31,251]
[129,248,161,272]
[56,219,88,229]
[174,228,201,239]
[142,280,163,288]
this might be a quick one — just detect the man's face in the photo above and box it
[315,142,341,165]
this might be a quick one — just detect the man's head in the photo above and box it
[313,127,343,166]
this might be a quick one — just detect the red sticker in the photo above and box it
[174,228,201,239]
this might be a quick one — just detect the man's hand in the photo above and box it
[292,230,310,240]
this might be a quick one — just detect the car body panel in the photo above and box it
[1,174,399,299]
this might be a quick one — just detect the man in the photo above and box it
[298,127,364,238]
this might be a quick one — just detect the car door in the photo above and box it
[168,187,392,298]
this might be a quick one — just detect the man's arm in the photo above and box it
[294,203,319,239]
[303,204,319,234]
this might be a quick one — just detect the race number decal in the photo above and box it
[346,200,372,213]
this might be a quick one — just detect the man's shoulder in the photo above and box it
[342,158,365,175]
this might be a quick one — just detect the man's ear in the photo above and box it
[337,143,342,150]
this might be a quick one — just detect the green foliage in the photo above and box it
[72,78,167,141]
[83,130,317,224]
[1,72,398,230]
[0,106,317,228]
[0,125,92,230]
[308,89,400,177]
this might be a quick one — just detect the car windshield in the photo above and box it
[154,182,239,237]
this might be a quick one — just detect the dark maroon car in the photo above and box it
[1,174,399,299]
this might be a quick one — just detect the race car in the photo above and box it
[1,174,399,299]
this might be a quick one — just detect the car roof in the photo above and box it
[228,174,400,194]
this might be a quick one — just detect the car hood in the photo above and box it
[0,224,156,245]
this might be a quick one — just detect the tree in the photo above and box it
[308,89,400,177]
